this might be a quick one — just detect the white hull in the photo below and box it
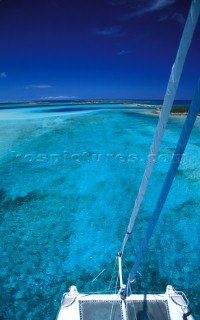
[57,285,194,320]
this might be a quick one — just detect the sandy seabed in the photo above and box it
[0,107,200,319]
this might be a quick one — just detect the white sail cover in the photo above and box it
[120,0,200,255]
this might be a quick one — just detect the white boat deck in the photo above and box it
[57,285,194,320]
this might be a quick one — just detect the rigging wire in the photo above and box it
[108,258,117,291]
[84,258,116,290]
[91,269,106,283]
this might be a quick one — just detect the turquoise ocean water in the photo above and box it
[0,101,199,319]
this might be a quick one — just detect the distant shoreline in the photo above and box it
[0,99,190,105]
[0,100,197,121]
[152,106,200,116]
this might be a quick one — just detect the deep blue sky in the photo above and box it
[0,0,199,101]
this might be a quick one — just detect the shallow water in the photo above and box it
[0,107,199,319]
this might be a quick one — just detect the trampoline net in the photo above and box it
[79,299,170,320]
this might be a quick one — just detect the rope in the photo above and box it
[120,0,200,255]
[108,259,117,291]
[91,269,106,282]
[84,258,115,290]
[115,275,119,294]
[127,79,200,285]
[110,276,120,320]
[109,300,116,320]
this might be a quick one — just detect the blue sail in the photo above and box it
[127,80,200,286]
[120,0,200,255]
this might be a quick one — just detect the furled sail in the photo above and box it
[126,79,200,287]
[120,0,200,255]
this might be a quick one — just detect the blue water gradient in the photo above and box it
[0,105,199,319]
